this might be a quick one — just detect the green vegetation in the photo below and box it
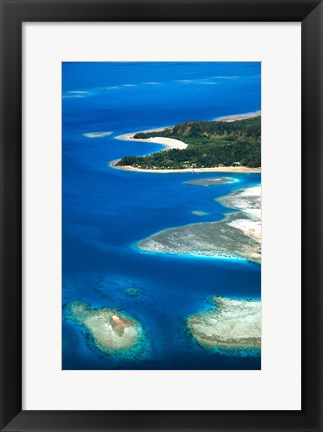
[116,117,261,169]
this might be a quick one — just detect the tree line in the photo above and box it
[117,116,261,169]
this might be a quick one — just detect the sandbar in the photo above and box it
[215,110,261,122]
[115,130,188,150]
[192,211,209,216]
[83,131,113,138]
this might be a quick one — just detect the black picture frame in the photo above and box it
[0,0,322,431]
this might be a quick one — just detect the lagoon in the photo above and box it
[62,62,261,370]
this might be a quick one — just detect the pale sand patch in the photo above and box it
[83,131,113,138]
[218,186,261,211]
[228,219,261,242]
[215,111,261,122]
[218,186,261,246]
[192,210,209,216]
[244,208,261,220]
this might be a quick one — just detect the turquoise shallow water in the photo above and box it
[62,62,261,369]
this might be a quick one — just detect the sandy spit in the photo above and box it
[215,110,261,122]
[115,130,188,150]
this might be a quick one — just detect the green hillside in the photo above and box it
[116,116,261,170]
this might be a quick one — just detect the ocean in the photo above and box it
[62,62,261,370]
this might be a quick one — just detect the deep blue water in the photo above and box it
[62,62,261,370]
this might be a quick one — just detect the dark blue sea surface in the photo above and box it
[62,62,261,370]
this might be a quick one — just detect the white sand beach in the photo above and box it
[115,130,188,150]
[112,116,261,173]
[110,160,261,174]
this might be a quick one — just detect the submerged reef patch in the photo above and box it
[125,287,142,296]
[187,297,261,352]
[66,301,146,356]
[137,186,261,263]
[185,177,234,186]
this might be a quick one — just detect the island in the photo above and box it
[137,185,261,263]
[187,297,261,351]
[66,301,145,355]
[115,116,260,172]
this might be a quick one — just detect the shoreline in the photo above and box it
[110,159,261,174]
[115,130,188,150]
[215,110,261,122]
[112,111,261,173]
[187,297,261,351]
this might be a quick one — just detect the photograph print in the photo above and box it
[62,62,261,370]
